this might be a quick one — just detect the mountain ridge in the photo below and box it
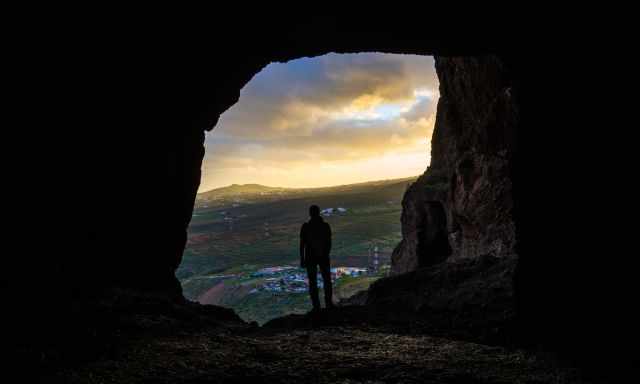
[197,175,420,198]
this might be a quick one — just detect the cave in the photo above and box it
[8,15,637,382]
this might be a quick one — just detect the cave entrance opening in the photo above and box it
[180,52,440,324]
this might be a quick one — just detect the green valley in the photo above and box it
[178,176,416,324]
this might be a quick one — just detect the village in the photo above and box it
[248,265,368,294]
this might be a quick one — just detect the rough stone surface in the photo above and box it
[392,56,518,275]
[340,255,517,345]
[391,173,449,274]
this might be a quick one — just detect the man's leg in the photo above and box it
[319,258,334,308]
[306,262,321,310]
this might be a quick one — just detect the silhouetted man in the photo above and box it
[300,205,334,312]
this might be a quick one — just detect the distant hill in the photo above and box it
[197,176,418,203]
[198,183,287,200]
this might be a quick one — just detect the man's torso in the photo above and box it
[301,219,330,262]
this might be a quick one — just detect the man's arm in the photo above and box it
[300,223,306,268]
[326,223,332,257]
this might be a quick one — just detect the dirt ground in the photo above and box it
[58,324,585,384]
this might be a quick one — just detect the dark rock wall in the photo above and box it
[391,174,449,273]
[370,255,517,345]
[392,56,518,274]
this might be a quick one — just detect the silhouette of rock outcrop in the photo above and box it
[267,256,515,346]
[392,56,517,275]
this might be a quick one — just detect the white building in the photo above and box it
[321,208,334,216]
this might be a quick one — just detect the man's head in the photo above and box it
[309,205,320,218]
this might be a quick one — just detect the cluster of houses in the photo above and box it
[248,265,368,294]
[332,266,368,278]
[256,275,310,293]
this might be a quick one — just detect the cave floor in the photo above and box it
[59,324,583,384]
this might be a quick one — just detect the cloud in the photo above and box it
[200,53,438,191]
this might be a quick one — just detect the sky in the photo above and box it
[199,53,439,192]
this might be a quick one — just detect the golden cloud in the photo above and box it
[199,53,438,191]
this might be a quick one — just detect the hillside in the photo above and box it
[195,176,417,206]
[197,183,288,200]
[178,176,418,323]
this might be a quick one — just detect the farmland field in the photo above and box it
[178,176,417,324]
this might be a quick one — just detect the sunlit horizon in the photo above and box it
[198,172,424,194]
[199,53,438,192]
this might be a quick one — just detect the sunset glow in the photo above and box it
[200,53,438,191]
